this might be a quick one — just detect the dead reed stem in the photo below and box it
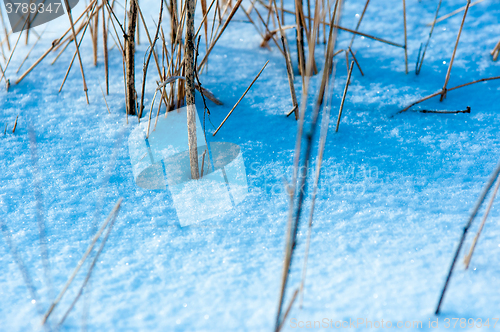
[0,27,24,84]
[0,5,10,51]
[348,47,363,76]
[0,219,48,329]
[198,0,244,71]
[213,60,269,136]
[57,198,121,327]
[260,2,404,48]
[102,0,109,94]
[28,128,55,301]
[440,0,471,101]
[464,175,500,269]
[348,0,370,49]
[274,1,339,327]
[298,15,338,307]
[63,0,90,104]
[195,0,217,39]
[273,0,298,119]
[125,0,139,115]
[12,115,18,133]
[435,161,500,315]
[276,288,299,332]
[98,79,111,113]
[59,5,97,93]
[186,0,200,180]
[335,60,354,132]
[251,5,285,55]
[491,39,500,61]
[416,0,442,75]
[92,4,99,66]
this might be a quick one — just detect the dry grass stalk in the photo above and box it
[348,47,363,76]
[335,60,354,132]
[200,149,207,177]
[91,4,100,66]
[436,161,500,314]
[398,75,500,113]
[348,0,370,49]
[298,13,338,308]
[275,1,339,327]
[59,4,98,93]
[12,115,18,133]
[57,197,122,327]
[427,0,486,26]
[125,0,139,115]
[250,4,285,55]
[294,0,306,75]
[416,0,442,75]
[440,0,471,101]
[136,4,171,109]
[213,60,269,136]
[146,89,159,138]
[464,176,500,269]
[418,106,470,114]
[138,2,163,119]
[198,0,244,71]
[195,0,218,41]
[16,28,46,74]
[102,0,109,94]
[42,199,123,325]
[186,0,200,180]
[0,25,26,84]
[63,0,90,104]
[273,0,298,119]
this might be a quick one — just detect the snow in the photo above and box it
[1,0,500,330]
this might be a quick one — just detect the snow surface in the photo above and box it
[1,0,500,330]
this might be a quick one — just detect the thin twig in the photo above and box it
[348,47,363,76]
[402,0,408,74]
[63,0,90,104]
[335,61,354,132]
[273,0,298,119]
[42,199,123,325]
[399,76,500,114]
[427,0,486,26]
[463,175,500,269]
[440,0,471,101]
[212,60,269,136]
[435,161,500,315]
[416,0,442,75]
